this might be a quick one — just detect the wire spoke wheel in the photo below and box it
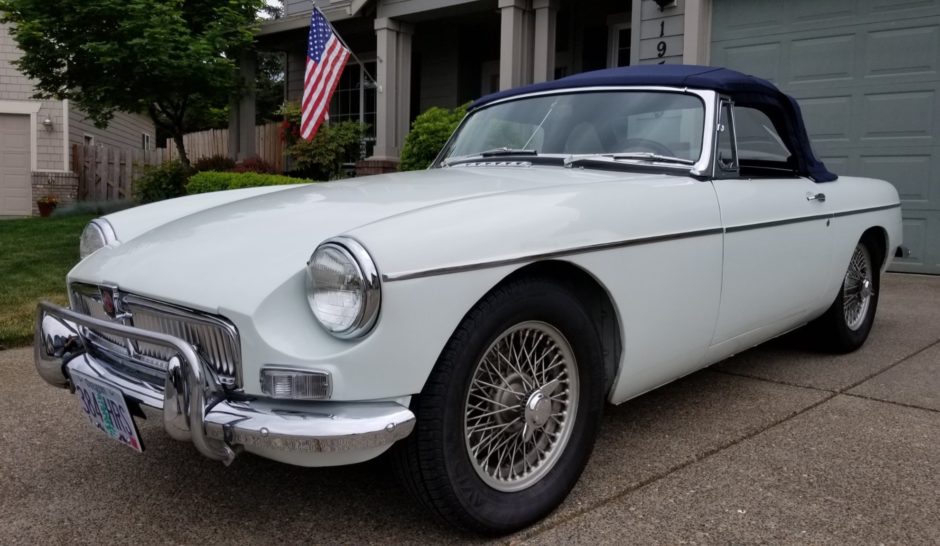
[464,321,579,492]
[843,243,874,331]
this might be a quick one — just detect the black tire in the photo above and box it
[809,238,881,353]
[393,277,605,535]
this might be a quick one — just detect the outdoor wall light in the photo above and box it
[41,116,54,131]
[653,0,678,10]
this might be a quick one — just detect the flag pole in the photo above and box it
[313,4,381,91]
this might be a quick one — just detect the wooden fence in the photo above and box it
[72,144,163,202]
[164,122,284,171]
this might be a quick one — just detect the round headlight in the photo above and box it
[79,219,118,259]
[305,237,381,339]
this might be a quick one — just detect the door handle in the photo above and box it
[806,192,826,202]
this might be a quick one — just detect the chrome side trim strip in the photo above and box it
[382,203,901,283]
[382,227,724,282]
[831,203,901,218]
[725,213,831,233]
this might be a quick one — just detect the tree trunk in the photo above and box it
[172,132,191,171]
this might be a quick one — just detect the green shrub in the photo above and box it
[186,171,310,194]
[193,154,237,172]
[286,120,366,180]
[133,161,191,203]
[399,103,469,171]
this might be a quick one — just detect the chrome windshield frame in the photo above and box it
[433,86,718,177]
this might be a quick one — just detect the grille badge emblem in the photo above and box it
[101,287,116,318]
[99,286,131,321]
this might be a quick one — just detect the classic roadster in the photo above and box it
[35,65,903,534]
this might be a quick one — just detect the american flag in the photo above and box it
[301,7,351,140]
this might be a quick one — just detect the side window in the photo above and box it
[733,106,791,163]
[715,101,738,175]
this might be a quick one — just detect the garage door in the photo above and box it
[0,114,31,217]
[711,0,940,274]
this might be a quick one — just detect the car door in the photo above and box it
[708,100,832,356]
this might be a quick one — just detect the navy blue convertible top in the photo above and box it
[472,65,837,182]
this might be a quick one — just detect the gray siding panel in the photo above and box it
[69,109,156,151]
[285,0,314,17]
[0,22,35,101]
[377,0,481,19]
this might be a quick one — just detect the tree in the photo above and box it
[0,0,263,169]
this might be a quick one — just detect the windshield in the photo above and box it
[441,91,705,165]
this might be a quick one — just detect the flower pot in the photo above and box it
[37,202,57,218]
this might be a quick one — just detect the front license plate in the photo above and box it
[71,371,143,452]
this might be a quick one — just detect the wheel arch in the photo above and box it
[488,260,623,396]
[861,225,889,271]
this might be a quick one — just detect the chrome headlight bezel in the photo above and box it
[305,236,381,339]
[79,218,119,259]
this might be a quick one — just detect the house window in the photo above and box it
[328,60,377,159]
[608,22,631,68]
[141,133,152,150]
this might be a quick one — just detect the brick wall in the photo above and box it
[30,172,78,216]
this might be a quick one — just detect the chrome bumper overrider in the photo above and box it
[34,302,415,465]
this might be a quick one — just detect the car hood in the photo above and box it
[70,166,644,314]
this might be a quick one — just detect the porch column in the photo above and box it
[397,23,413,151]
[498,0,534,90]
[228,52,257,161]
[370,17,412,162]
[532,0,558,83]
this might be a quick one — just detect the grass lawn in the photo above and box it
[0,214,94,350]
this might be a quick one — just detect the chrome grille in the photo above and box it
[74,292,126,348]
[70,284,241,386]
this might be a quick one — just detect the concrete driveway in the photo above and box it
[1,273,938,545]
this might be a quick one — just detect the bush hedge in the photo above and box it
[399,103,469,171]
[186,171,311,194]
[133,161,190,203]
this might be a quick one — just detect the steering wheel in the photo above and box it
[621,138,676,157]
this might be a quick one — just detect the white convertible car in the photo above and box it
[36,65,903,534]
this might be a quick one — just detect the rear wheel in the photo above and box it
[810,239,880,353]
[394,277,605,535]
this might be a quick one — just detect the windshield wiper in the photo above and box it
[442,148,538,166]
[565,153,694,168]
[480,147,538,157]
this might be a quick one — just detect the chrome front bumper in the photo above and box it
[34,302,415,466]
